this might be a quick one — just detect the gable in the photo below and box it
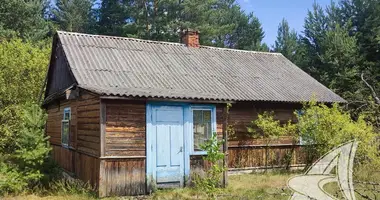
[44,37,76,102]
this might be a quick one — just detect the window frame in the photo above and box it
[61,107,71,148]
[190,105,217,155]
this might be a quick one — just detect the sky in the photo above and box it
[237,0,332,46]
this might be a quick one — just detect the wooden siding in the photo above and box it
[104,100,146,157]
[46,91,101,190]
[75,152,100,188]
[45,41,75,98]
[46,100,77,148]
[76,93,100,156]
[228,145,305,169]
[51,145,100,188]
[99,158,146,197]
[51,145,75,172]
[227,102,306,169]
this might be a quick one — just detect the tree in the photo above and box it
[0,0,51,41]
[274,18,298,61]
[0,39,50,153]
[97,0,130,36]
[228,12,266,51]
[52,0,96,33]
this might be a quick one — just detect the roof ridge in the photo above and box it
[57,31,282,56]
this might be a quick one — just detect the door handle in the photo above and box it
[179,146,183,153]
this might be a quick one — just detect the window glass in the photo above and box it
[62,107,71,147]
[193,110,212,151]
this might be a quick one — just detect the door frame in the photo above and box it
[146,102,191,190]
[146,101,217,190]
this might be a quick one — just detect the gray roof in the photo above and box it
[56,31,345,103]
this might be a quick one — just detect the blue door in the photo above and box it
[152,106,184,188]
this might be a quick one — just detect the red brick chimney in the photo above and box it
[181,29,200,48]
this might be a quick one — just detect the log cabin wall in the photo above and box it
[46,91,100,188]
[99,100,146,197]
[227,102,306,169]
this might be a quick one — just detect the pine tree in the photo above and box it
[52,0,96,33]
[274,19,298,61]
[98,0,129,36]
[0,0,51,41]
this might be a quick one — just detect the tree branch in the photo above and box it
[361,73,380,105]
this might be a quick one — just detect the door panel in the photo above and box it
[153,106,184,187]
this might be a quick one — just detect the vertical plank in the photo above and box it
[98,160,106,197]
[100,100,106,157]
[222,104,228,187]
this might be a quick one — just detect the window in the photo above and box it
[61,107,71,147]
[193,109,213,152]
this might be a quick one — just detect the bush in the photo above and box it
[246,101,380,169]
[192,132,225,198]
[0,104,51,195]
[298,101,379,166]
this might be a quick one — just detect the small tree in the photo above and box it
[247,112,297,169]
[193,132,225,198]
[0,104,51,194]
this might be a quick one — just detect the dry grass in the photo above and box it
[4,168,379,200]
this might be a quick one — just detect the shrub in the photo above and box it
[247,112,297,169]
[0,103,51,195]
[298,101,379,166]
[192,132,225,198]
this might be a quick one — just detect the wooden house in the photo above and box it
[43,30,345,197]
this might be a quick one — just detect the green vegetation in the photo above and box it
[0,0,379,198]
[192,132,226,197]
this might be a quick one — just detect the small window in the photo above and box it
[193,109,212,152]
[61,107,71,147]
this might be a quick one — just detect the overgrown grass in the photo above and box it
[3,167,380,200]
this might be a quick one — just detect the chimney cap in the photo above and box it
[182,28,200,34]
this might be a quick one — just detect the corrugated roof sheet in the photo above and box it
[56,31,346,103]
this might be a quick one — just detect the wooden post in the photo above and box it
[98,160,106,197]
[100,100,106,157]
[222,104,228,187]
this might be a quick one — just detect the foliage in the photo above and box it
[273,18,298,61]
[192,132,225,198]
[0,0,51,41]
[0,38,50,157]
[298,101,379,166]
[247,112,297,170]
[247,112,297,144]
[0,104,51,195]
[0,38,51,195]
[52,0,96,33]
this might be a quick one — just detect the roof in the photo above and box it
[53,31,346,103]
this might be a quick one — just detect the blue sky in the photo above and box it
[237,0,332,46]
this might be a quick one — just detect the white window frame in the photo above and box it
[61,107,71,148]
[190,105,217,155]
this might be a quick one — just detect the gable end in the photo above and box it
[44,36,77,103]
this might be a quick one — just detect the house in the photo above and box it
[43,30,345,197]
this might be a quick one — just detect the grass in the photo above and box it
[3,167,380,200]
[2,171,296,200]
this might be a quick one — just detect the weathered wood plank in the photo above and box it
[104,101,146,157]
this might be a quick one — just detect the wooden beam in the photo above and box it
[222,104,228,187]
[100,100,106,157]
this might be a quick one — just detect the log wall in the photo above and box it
[99,158,146,196]
[99,100,147,197]
[227,102,306,169]
[46,91,101,189]
[104,100,146,157]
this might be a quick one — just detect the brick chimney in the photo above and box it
[181,29,200,48]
